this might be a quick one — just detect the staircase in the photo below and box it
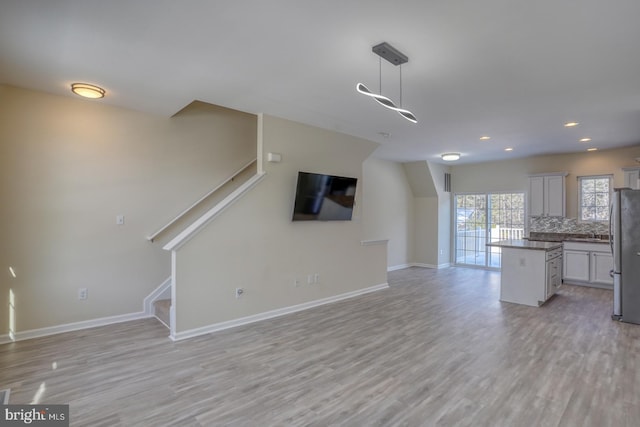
[146,159,263,335]
[154,299,171,328]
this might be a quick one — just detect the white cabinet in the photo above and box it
[563,250,590,282]
[528,173,568,217]
[591,251,614,285]
[563,242,613,288]
[500,246,562,307]
[545,250,563,300]
[623,167,640,190]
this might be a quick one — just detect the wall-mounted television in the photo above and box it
[292,171,358,221]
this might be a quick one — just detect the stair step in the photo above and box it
[154,299,171,328]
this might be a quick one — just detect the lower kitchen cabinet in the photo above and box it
[591,251,614,285]
[500,245,563,307]
[563,241,613,288]
[546,253,562,300]
[563,250,590,282]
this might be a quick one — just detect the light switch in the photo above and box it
[116,215,125,225]
[267,152,282,163]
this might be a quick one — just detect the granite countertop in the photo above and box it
[486,239,563,251]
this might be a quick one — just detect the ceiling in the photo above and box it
[2,0,640,164]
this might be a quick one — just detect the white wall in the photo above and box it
[173,115,387,333]
[362,157,414,269]
[427,161,452,266]
[0,86,256,335]
[401,161,452,268]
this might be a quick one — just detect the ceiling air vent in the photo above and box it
[444,173,452,193]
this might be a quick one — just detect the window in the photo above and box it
[579,175,612,222]
[455,192,525,268]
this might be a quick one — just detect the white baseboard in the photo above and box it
[170,282,389,341]
[387,264,411,272]
[389,263,451,271]
[9,311,152,343]
[412,263,439,269]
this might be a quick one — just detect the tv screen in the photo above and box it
[292,171,358,221]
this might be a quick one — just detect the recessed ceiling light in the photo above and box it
[580,138,592,142]
[504,147,513,151]
[564,122,579,127]
[479,136,491,140]
[71,83,105,99]
[441,153,460,161]
[587,148,598,152]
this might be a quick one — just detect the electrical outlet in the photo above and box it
[439,249,444,255]
[314,273,320,284]
[235,288,244,298]
[307,274,314,285]
[78,288,88,300]
[116,215,125,225]
[294,277,300,287]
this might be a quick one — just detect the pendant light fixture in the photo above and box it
[356,42,417,123]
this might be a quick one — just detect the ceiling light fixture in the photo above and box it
[356,42,417,123]
[479,136,491,140]
[505,147,513,151]
[71,83,105,99]
[580,138,592,142]
[441,153,460,161]
[587,148,598,152]
[564,121,579,127]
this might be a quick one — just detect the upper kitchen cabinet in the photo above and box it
[623,167,640,189]
[528,172,568,217]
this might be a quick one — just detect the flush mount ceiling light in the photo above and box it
[441,153,460,161]
[564,121,579,127]
[71,83,105,99]
[479,136,491,140]
[580,138,592,142]
[356,42,417,123]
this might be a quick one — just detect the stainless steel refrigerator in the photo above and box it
[611,188,640,324]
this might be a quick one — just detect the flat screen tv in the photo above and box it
[292,171,358,221]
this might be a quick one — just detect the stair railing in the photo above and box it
[146,158,257,242]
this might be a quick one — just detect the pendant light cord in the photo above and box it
[399,64,403,107]
[379,57,382,95]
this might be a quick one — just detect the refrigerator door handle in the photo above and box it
[609,203,614,254]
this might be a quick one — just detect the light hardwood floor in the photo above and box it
[2,267,639,426]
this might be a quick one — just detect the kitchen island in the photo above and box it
[487,239,563,307]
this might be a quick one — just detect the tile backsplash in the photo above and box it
[529,216,609,235]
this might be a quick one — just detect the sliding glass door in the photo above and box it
[455,194,488,266]
[455,192,525,268]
